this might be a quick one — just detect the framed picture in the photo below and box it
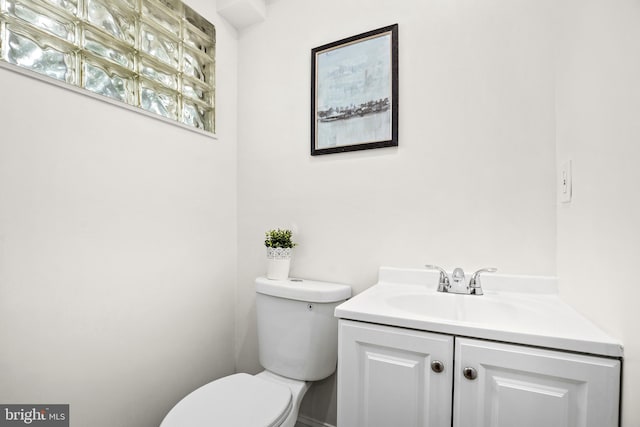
[311,24,398,156]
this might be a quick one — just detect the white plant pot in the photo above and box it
[266,247,292,280]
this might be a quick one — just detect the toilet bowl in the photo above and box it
[160,371,308,427]
[160,277,351,427]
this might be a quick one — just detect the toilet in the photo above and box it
[160,276,351,427]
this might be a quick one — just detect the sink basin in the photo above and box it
[385,293,527,323]
[385,293,457,319]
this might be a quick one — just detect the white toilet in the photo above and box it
[160,276,351,427]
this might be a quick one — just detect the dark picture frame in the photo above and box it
[311,24,399,156]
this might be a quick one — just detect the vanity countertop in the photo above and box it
[334,267,623,358]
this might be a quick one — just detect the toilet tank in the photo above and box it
[255,277,351,381]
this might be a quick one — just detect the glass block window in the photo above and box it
[0,0,215,133]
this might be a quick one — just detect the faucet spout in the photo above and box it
[451,267,465,285]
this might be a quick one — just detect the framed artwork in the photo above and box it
[311,24,398,155]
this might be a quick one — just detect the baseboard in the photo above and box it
[296,414,336,427]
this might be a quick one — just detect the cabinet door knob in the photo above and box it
[431,360,445,373]
[463,367,478,380]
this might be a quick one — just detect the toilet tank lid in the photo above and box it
[256,277,351,303]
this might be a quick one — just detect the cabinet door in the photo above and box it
[337,320,454,427]
[454,338,620,427]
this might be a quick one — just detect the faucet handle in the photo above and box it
[469,268,497,295]
[471,267,497,280]
[425,264,450,292]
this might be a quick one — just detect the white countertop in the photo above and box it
[334,267,623,358]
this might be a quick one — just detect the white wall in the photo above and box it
[0,1,238,426]
[236,0,557,423]
[555,0,640,425]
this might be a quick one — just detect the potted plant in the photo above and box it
[264,228,296,280]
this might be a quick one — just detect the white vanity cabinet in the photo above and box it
[454,338,620,427]
[338,320,454,427]
[337,320,454,427]
[338,320,621,427]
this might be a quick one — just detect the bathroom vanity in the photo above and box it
[334,267,623,427]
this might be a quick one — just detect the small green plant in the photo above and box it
[265,228,297,249]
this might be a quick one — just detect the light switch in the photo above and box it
[559,160,572,203]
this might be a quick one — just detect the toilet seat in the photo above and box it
[160,373,292,427]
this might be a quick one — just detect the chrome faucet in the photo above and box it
[425,265,497,296]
